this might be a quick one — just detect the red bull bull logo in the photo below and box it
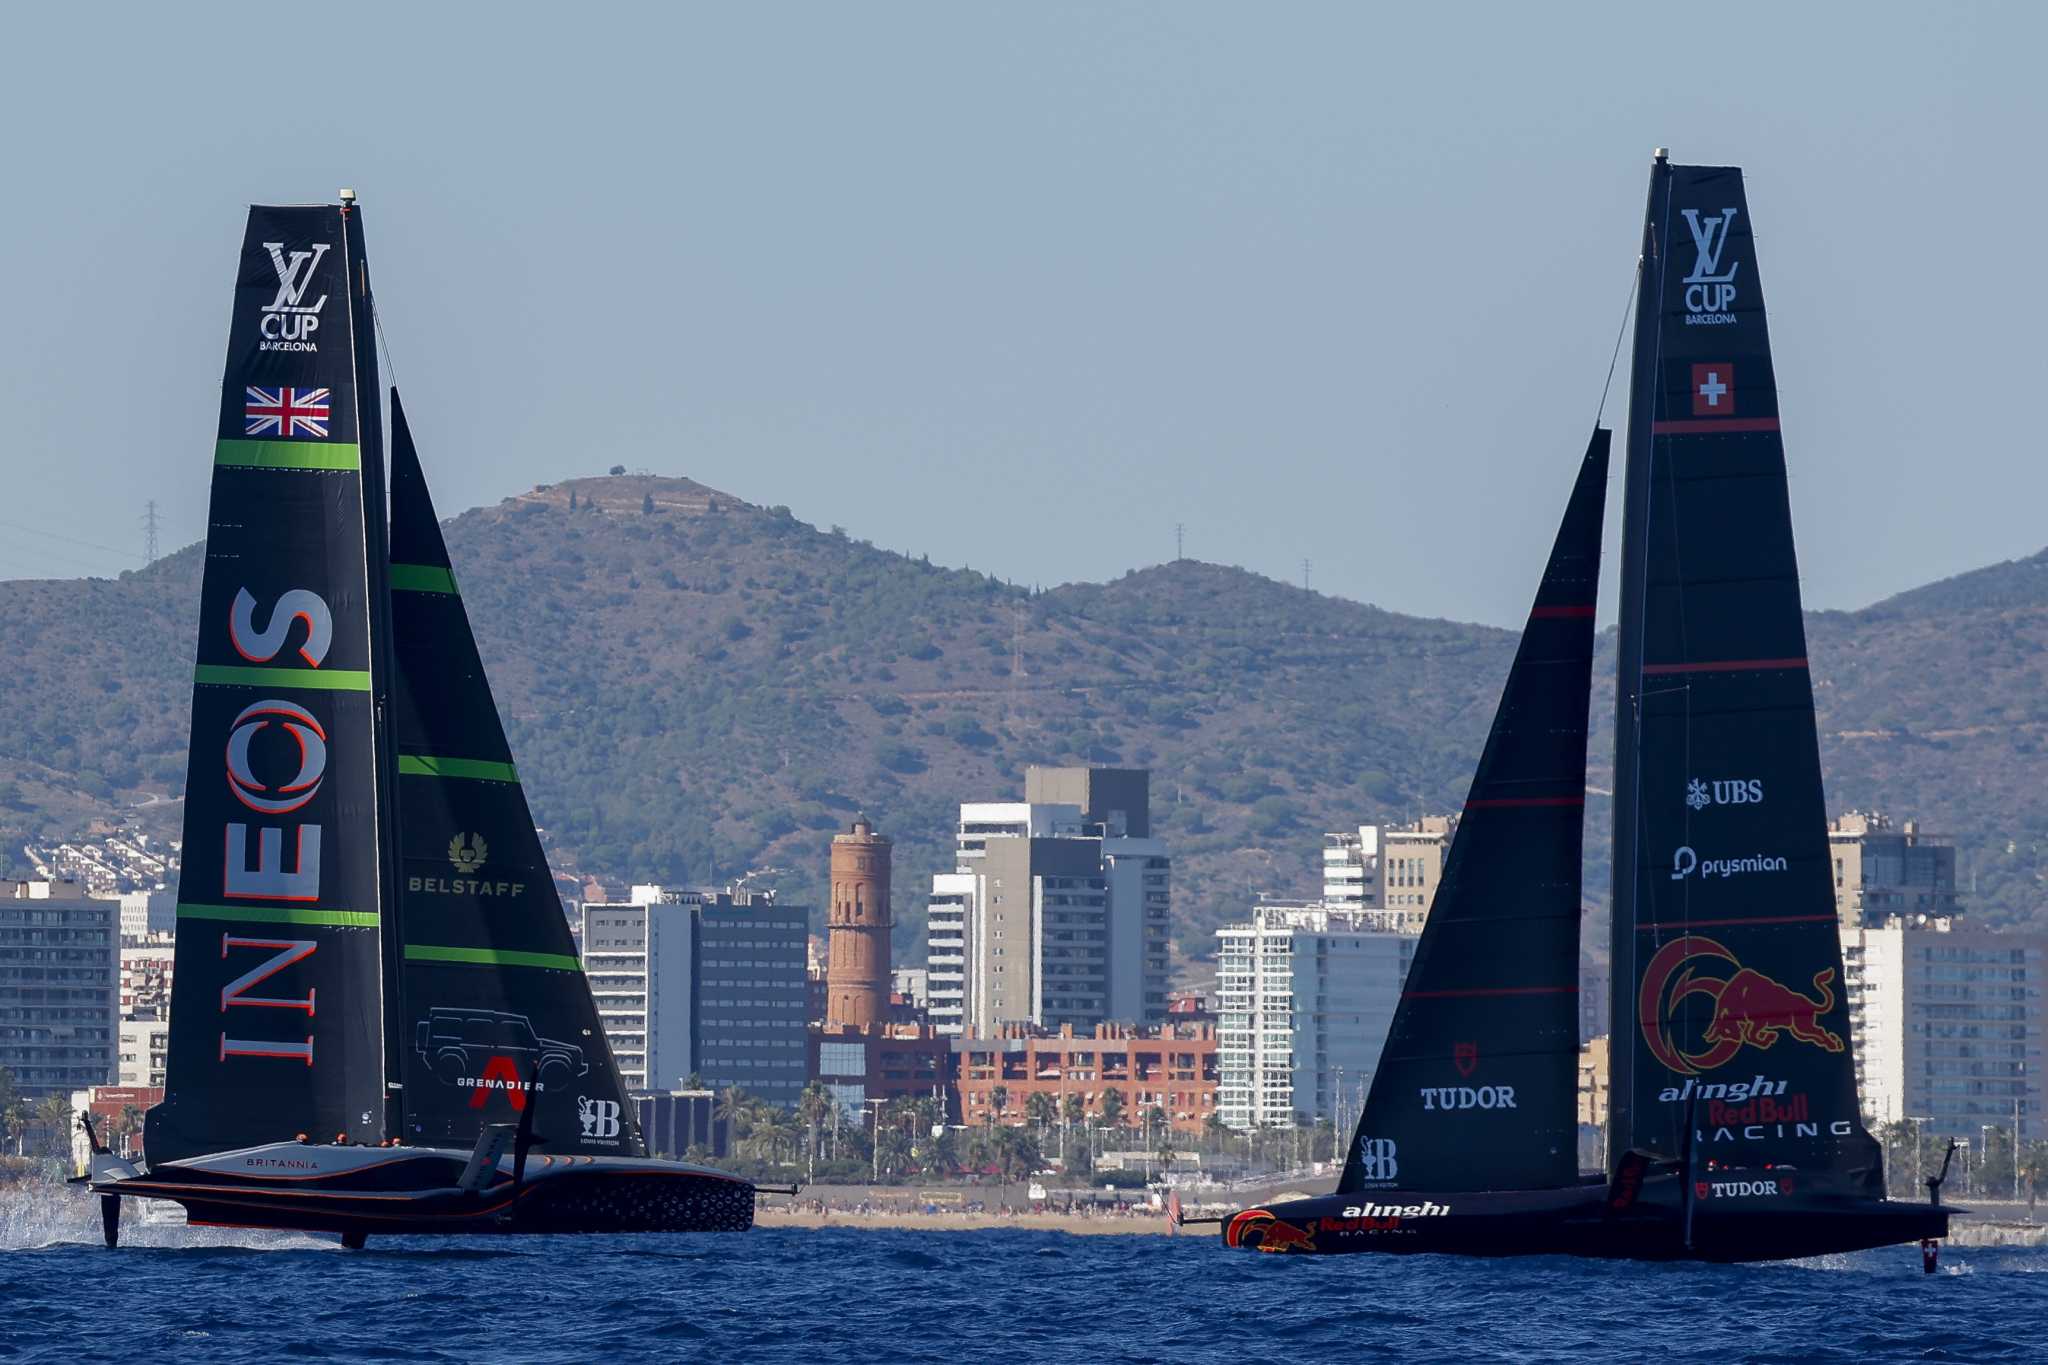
[1639,935,1844,1076]
[1225,1209,1317,1253]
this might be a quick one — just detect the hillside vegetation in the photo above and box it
[1,476,2041,973]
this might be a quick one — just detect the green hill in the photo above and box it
[1,474,2041,974]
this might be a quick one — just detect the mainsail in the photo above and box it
[387,392,642,1156]
[1339,432,1607,1193]
[1608,159,1879,1190]
[148,205,391,1162]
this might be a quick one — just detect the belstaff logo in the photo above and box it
[448,833,489,875]
[1680,207,1740,325]
[1639,935,1844,1077]
[260,241,330,351]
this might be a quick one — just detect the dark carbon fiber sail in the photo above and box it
[1339,432,1607,1194]
[147,205,391,1163]
[387,393,642,1156]
[1608,159,1880,1192]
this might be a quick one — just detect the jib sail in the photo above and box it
[1608,157,1879,1191]
[1339,432,1607,1194]
[147,204,391,1163]
[387,392,642,1156]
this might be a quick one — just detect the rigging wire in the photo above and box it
[1594,268,1639,428]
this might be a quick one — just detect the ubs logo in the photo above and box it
[1680,207,1740,324]
[260,240,330,350]
[1686,778,1763,810]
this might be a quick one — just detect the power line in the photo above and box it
[0,518,143,562]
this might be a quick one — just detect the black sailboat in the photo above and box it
[1217,152,1953,1261]
[87,199,753,1245]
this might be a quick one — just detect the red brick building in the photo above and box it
[953,1019,1218,1134]
[810,1023,955,1112]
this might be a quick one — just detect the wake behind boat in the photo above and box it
[1214,151,1954,1265]
[85,197,754,1247]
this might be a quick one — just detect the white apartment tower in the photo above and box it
[923,767,1170,1037]
[1215,902,1422,1130]
[1845,921,2048,1141]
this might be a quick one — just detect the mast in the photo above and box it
[1607,148,1671,1170]
[340,190,405,1141]
[1339,431,1607,1195]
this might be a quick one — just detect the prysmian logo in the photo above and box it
[1686,778,1762,811]
[1419,1085,1517,1111]
[259,241,331,351]
[1670,846,1787,880]
[1354,1136,1398,1182]
[1680,207,1740,325]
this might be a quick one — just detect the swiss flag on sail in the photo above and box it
[1691,364,1735,416]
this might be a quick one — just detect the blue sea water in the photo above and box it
[5,1195,2047,1363]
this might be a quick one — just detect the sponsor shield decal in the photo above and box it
[1453,1042,1478,1079]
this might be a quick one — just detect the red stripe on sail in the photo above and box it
[1636,914,1836,931]
[1651,418,1782,434]
[1642,657,1807,675]
[1463,796,1585,809]
[1402,985,1578,999]
[1529,605,1596,619]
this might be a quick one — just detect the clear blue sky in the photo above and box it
[1,3,2037,626]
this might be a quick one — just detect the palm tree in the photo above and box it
[1024,1091,1055,1140]
[796,1083,833,1182]
[1062,1093,1086,1165]
[116,1104,145,1158]
[35,1094,72,1160]
[989,1084,1010,1129]
[1099,1087,1125,1129]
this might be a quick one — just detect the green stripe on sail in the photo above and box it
[389,563,459,594]
[404,944,582,972]
[398,754,519,782]
[215,439,362,471]
[195,664,372,691]
[178,903,379,928]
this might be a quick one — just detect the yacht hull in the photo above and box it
[1220,1177,1952,1262]
[94,1141,755,1238]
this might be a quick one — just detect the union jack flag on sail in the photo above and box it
[244,386,331,438]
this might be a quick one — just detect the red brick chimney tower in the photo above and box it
[826,817,892,1031]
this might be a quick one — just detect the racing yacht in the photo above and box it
[1213,152,1955,1263]
[85,198,754,1246]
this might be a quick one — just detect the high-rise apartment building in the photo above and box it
[1,881,117,1099]
[582,886,809,1106]
[924,767,1169,1037]
[1214,902,1421,1130]
[1830,811,1959,931]
[1845,921,2047,1140]
[1320,818,1454,924]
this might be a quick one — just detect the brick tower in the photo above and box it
[826,817,893,1031]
